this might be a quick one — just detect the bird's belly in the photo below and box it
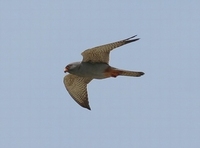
[78,62,109,79]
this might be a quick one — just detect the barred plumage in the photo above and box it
[81,35,139,63]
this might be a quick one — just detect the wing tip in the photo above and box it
[84,105,91,110]
[125,35,140,43]
[80,103,91,110]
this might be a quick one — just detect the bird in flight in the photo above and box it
[63,35,144,110]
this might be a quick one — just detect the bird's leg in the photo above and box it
[104,67,121,78]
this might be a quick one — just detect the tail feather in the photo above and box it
[119,69,144,77]
[106,67,144,78]
[111,68,144,77]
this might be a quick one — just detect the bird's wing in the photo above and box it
[81,35,139,64]
[63,74,93,110]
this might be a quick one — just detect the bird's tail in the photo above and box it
[109,67,144,77]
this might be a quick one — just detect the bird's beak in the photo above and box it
[64,68,68,73]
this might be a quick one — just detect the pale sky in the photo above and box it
[1,1,200,148]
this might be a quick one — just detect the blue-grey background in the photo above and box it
[1,1,200,148]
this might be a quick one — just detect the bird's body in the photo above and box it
[63,35,144,110]
[67,61,144,79]
[68,62,110,79]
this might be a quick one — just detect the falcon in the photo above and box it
[63,35,144,110]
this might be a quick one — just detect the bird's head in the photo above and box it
[64,62,81,73]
